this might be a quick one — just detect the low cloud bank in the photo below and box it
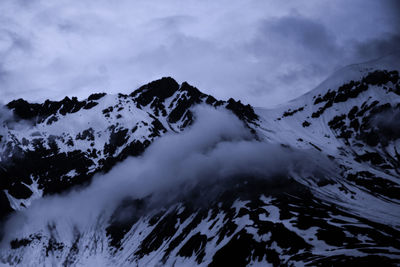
[0,104,36,135]
[0,106,333,246]
[0,105,13,136]
[0,104,36,165]
[371,107,400,142]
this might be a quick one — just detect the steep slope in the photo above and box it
[256,58,400,222]
[1,54,400,266]
[0,78,257,218]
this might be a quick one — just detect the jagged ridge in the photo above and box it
[1,55,400,266]
[0,77,257,219]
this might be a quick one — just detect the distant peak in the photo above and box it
[179,81,203,97]
[130,77,179,103]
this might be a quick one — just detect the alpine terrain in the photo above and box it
[1,54,400,266]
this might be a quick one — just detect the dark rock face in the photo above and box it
[325,102,400,170]
[6,96,98,124]
[87,93,106,101]
[307,71,400,200]
[0,77,259,221]
[302,120,311,127]
[132,78,258,129]
[2,70,400,266]
[282,106,305,117]
[6,99,41,121]
[106,198,149,249]
[104,127,129,156]
[0,191,13,219]
[226,98,258,123]
[24,176,400,266]
[312,70,399,118]
[1,147,95,198]
[76,128,95,141]
[347,171,400,200]
[131,77,180,107]
[167,82,206,125]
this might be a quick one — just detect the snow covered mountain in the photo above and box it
[0,78,257,216]
[1,54,400,266]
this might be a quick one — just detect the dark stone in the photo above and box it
[356,152,386,165]
[88,93,106,101]
[76,128,95,141]
[83,101,98,109]
[168,82,205,124]
[283,106,304,117]
[302,120,311,127]
[6,99,41,120]
[348,106,359,120]
[328,115,346,130]
[131,77,179,107]
[226,98,258,123]
[8,182,33,199]
[106,198,148,249]
[177,233,208,264]
[104,128,129,156]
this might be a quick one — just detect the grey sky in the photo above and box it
[0,0,398,107]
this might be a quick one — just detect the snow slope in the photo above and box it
[1,54,400,266]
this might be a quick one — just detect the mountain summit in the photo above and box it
[1,55,400,266]
[0,78,257,216]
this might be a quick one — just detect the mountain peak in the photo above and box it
[130,77,179,106]
[2,67,400,265]
[6,95,103,123]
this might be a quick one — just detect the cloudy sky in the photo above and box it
[0,0,398,107]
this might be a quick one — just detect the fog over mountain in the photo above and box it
[1,106,332,247]
[1,1,400,266]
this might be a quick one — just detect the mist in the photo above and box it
[0,0,398,107]
[0,108,9,138]
[0,103,35,134]
[369,106,400,147]
[372,107,400,139]
[0,106,334,247]
[0,103,37,166]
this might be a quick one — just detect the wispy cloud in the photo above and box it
[0,0,398,107]
[0,106,333,245]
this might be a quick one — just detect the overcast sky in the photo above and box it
[0,0,399,107]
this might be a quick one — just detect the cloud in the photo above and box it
[370,107,400,145]
[0,103,36,166]
[385,0,400,30]
[354,34,400,60]
[0,0,398,107]
[0,106,334,246]
[245,14,343,100]
[0,104,14,136]
[257,16,339,57]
